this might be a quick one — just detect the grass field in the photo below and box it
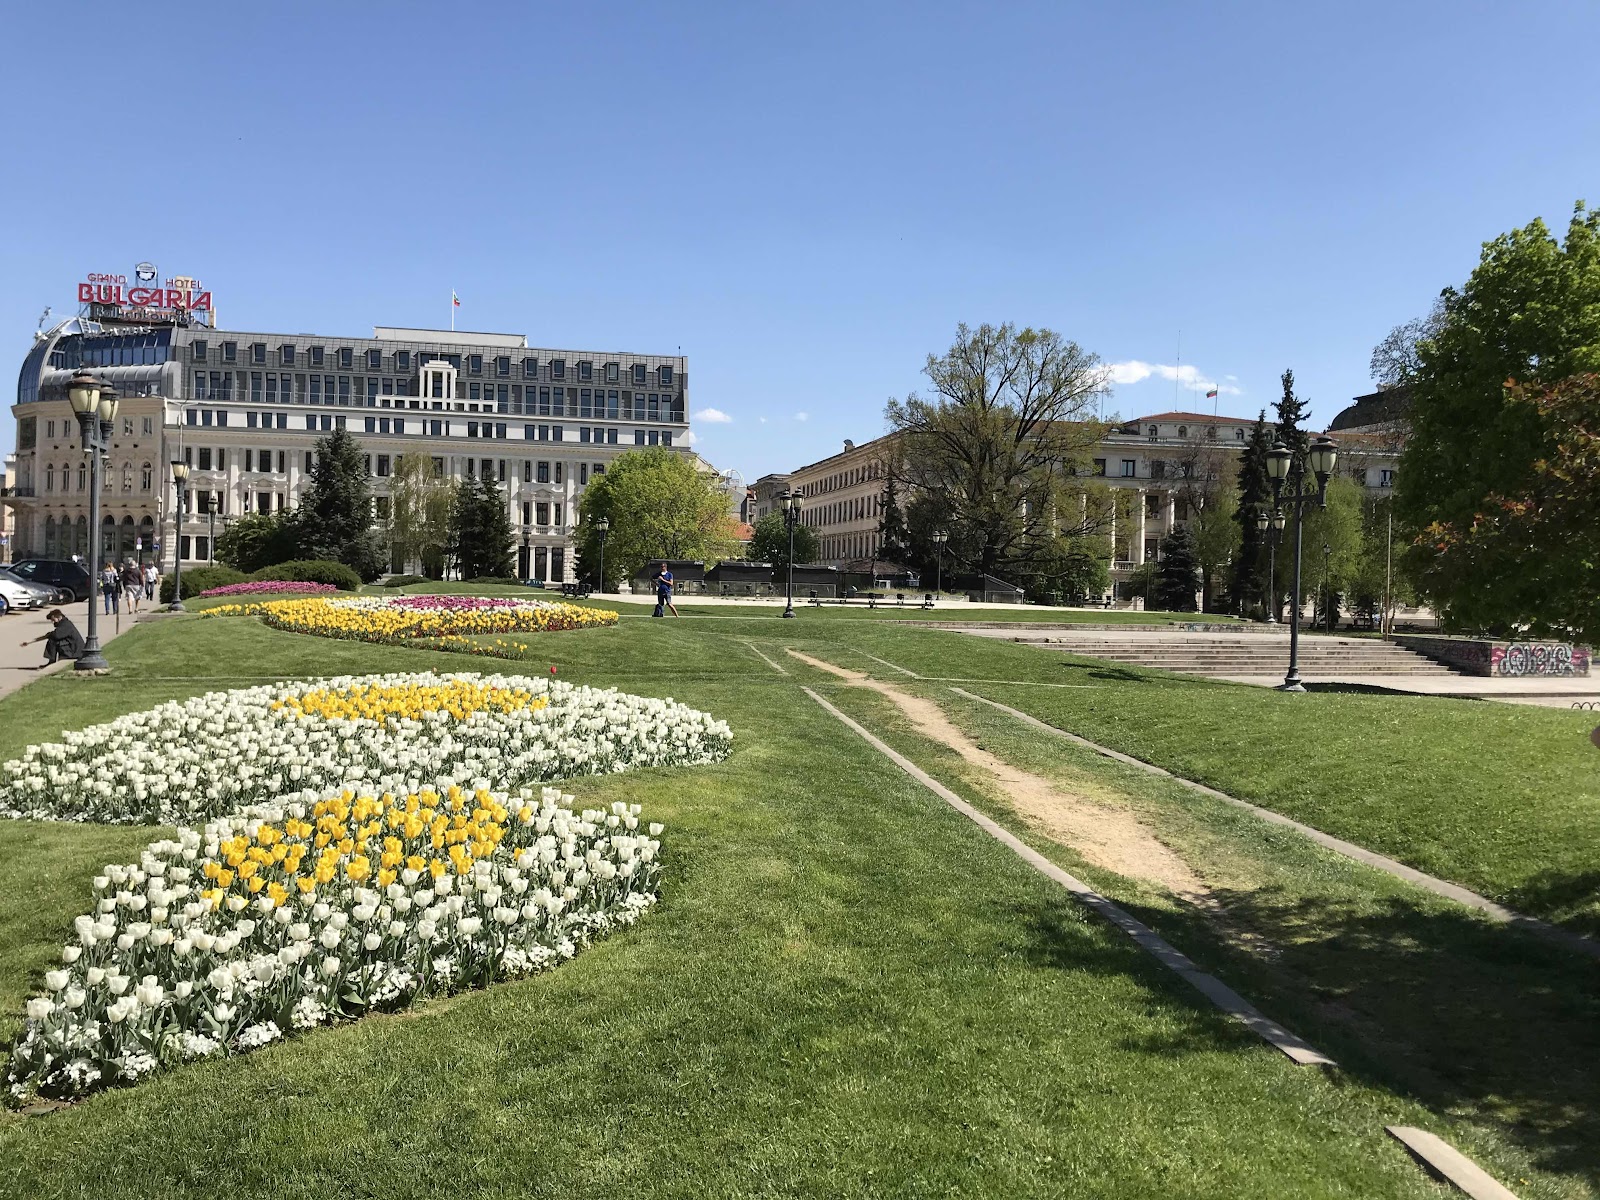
[0,606,1594,1198]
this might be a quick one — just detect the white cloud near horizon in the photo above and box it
[1103,360,1243,397]
[794,411,809,422]
[693,407,733,424]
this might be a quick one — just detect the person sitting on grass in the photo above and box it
[19,609,84,669]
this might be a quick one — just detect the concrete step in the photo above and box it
[1016,636,1462,678]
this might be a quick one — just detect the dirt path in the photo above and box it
[786,648,1211,903]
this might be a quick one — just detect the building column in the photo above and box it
[1165,490,1177,532]
[1135,489,1147,563]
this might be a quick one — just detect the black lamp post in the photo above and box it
[781,490,802,618]
[170,461,190,611]
[1254,506,1286,623]
[931,528,949,593]
[595,517,610,594]
[1265,435,1339,692]
[66,370,115,672]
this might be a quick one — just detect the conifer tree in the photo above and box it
[1230,411,1273,612]
[1153,524,1200,612]
[289,428,386,580]
[1273,368,1311,475]
[877,473,911,564]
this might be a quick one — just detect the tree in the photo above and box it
[448,476,515,579]
[573,447,741,586]
[214,512,294,573]
[885,322,1110,578]
[388,453,453,578]
[1273,369,1311,475]
[1230,412,1274,616]
[1299,477,1365,630]
[1420,374,1600,639]
[1173,443,1240,612]
[747,512,818,568]
[876,472,911,565]
[1152,525,1200,612]
[289,428,386,581]
[1124,560,1159,602]
[1369,299,1446,390]
[1397,204,1600,629]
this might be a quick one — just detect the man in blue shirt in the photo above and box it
[652,563,679,618]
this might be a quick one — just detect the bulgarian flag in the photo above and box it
[452,290,461,308]
[1205,387,1218,402]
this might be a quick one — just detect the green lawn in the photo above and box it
[0,611,1592,1197]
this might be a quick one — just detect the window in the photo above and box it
[396,350,411,371]
[192,341,208,363]
[468,354,483,375]
[635,430,646,446]
[659,365,673,387]
[1235,428,1246,441]
[495,356,510,377]
[251,343,266,364]
[537,461,550,483]
[579,463,588,485]
[198,448,213,470]
[338,347,354,370]
[44,464,53,492]
[1205,426,1216,440]
[259,448,274,471]
[467,421,479,437]
[601,362,617,384]
[632,363,646,386]
[536,502,550,525]
[339,377,351,405]
[377,455,391,477]
[577,361,593,382]
[648,431,659,446]
[550,359,565,380]
[1151,459,1166,479]
[221,341,237,364]
[1380,469,1395,488]
[662,431,672,447]
[1175,499,1190,521]
[280,345,296,366]
[555,462,564,484]
[305,451,314,472]
[1177,425,1188,438]
[1121,460,1136,477]
[1093,458,1107,476]
[310,346,325,367]
[523,357,537,378]
[552,425,562,441]
[608,428,618,444]
[431,456,444,477]
[366,349,381,371]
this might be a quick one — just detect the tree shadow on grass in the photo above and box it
[1510,867,1600,938]
[1110,885,1600,1188]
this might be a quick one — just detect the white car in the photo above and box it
[0,576,40,615]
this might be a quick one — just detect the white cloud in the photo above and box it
[794,411,809,422]
[758,416,768,424]
[693,407,733,424]
[1102,360,1243,396]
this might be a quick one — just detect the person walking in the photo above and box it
[100,562,121,617]
[143,562,158,603]
[121,560,143,615]
[651,562,679,618]
[20,609,84,668]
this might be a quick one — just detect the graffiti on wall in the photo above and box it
[1491,643,1592,676]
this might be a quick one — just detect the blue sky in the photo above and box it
[3,1,1597,480]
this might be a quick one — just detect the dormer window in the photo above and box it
[1236,428,1246,441]
[1177,425,1188,438]
[1147,424,1158,439]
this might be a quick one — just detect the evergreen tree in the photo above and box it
[1230,411,1273,613]
[449,476,516,579]
[1273,368,1311,475]
[876,473,911,564]
[1152,525,1200,612]
[289,428,386,581]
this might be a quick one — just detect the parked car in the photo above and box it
[6,558,93,602]
[0,575,40,615]
[0,566,66,607]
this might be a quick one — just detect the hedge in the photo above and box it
[161,566,247,603]
[249,560,362,591]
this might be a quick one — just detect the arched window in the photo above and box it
[1148,425,1158,439]
[74,515,88,557]
[1235,428,1246,441]
[101,514,117,558]
[120,515,137,558]
[44,516,58,558]
[1177,425,1188,439]
[122,462,134,492]
[1205,426,1216,440]
[44,464,54,492]
[141,463,153,491]
[77,462,87,492]
[138,516,155,561]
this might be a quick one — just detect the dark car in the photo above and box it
[7,558,94,602]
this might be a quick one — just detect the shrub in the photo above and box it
[161,566,247,604]
[467,576,523,586]
[381,574,429,588]
[250,560,361,591]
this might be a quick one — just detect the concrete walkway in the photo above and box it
[0,601,154,703]
[1218,673,1600,706]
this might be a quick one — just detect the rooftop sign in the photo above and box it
[77,264,212,325]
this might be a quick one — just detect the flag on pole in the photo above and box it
[1205,388,1218,401]
[452,291,461,308]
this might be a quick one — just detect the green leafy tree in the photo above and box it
[748,512,818,567]
[388,453,453,578]
[876,472,912,565]
[1231,412,1273,614]
[1124,560,1159,601]
[1423,373,1600,638]
[1152,525,1200,612]
[289,428,386,581]
[574,448,740,586]
[448,476,515,579]
[1299,477,1366,630]
[1174,443,1240,613]
[886,322,1109,577]
[214,512,294,573]
[1397,204,1600,629]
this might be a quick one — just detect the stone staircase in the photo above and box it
[1005,632,1462,678]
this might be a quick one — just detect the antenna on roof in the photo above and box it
[36,306,51,332]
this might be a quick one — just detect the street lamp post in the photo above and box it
[595,517,610,595]
[781,490,802,618]
[1265,436,1339,692]
[931,529,949,594]
[66,371,116,672]
[1254,506,1286,622]
[170,461,190,611]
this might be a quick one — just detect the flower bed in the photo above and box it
[198,581,342,598]
[200,594,616,646]
[0,673,733,825]
[9,783,662,1104]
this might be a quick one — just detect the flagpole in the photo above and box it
[451,291,455,333]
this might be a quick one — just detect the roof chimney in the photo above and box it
[844,439,855,451]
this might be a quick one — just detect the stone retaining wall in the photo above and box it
[1393,635,1591,677]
